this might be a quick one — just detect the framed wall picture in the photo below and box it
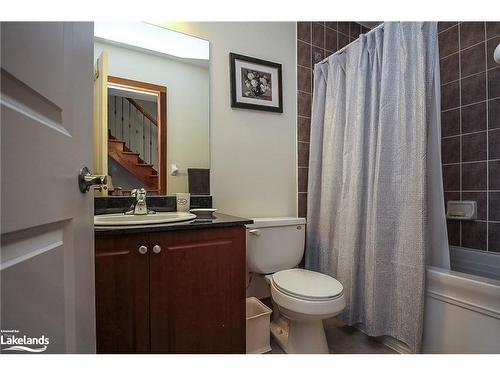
[230,53,283,113]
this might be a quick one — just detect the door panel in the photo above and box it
[1,22,95,353]
[94,234,150,353]
[149,227,246,353]
[1,222,67,353]
[1,22,65,107]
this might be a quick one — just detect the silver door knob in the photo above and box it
[138,245,148,255]
[78,166,107,193]
[152,245,161,254]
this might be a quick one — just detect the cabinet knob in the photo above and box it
[153,245,162,254]
[138,245,148,255]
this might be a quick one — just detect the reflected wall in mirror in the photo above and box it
[93,22,210,196]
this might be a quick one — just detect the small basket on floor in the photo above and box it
[246,297,272,354]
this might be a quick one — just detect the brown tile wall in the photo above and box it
[296,22,500,253]
[439,22,500,253]
[297,21,369,217]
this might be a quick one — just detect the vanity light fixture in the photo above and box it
[94,22,209,61]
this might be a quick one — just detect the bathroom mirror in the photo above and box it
[93,22,210,195]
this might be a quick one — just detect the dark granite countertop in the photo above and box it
[94,212,253,235]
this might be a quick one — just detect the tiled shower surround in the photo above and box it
[439,22,500,253]
[297,21,369,217]
[296,21,500,253]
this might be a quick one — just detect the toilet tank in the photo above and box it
[246,217,306,274]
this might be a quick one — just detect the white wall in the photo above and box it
[157,22,298,218]
[94,41,210,194]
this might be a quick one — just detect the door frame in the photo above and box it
[107,75,167,195]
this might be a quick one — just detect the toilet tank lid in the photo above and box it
[246,217,306,228]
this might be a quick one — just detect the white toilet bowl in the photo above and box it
[269,268,345,354]
[246,217,346,354]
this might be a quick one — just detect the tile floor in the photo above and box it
[270,318,396,354]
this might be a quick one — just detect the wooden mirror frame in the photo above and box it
[107,75,167,195]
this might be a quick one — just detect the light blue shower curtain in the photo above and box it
[305,22,449,353]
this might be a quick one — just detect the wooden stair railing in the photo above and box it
[110,95,158,166]
[126,98,158,126]
[108,131,159,191]
[107,95,160,191]
[107,75,167,195]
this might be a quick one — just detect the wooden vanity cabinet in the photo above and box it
[95,226,246,354]
[94,234,150,353]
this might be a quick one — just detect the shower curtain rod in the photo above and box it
[317,22,385,65]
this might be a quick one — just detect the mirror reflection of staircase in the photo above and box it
[107,95,159,193]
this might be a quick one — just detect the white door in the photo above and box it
[1,22,95,353]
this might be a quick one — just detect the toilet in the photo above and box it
[246,217,346,354]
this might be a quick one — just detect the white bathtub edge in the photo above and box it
[426,266,500,319]
[423,265,500,353]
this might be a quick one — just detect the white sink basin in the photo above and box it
[94,212,197,226]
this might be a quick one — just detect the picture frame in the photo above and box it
[229,53,283,113]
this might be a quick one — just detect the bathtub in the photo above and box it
[421,247,500,354]
[381,247,500,353]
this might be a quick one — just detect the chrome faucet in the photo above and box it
[125,188,149,215]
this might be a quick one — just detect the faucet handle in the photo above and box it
[133,187,148,215]
[136,188,147,202]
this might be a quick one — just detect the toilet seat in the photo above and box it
[271,281,345,318]
[270,269,346,318]
[272,269,343,301]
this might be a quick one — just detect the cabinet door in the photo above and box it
[149,227,246,353]
[95,234,150,353]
